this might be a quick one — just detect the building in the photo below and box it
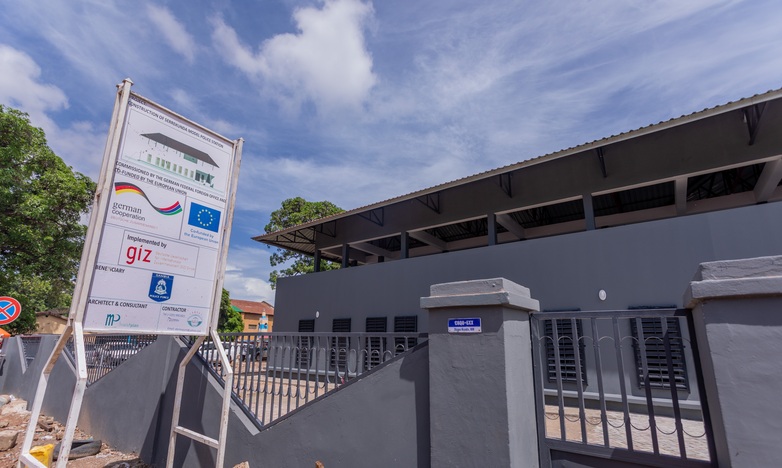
[253,89,782,414]
[255,89,782,334]
[230,299,274,333]
[35,309,69,334]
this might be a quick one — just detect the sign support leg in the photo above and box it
[18,323,89,468]
[167,332,234,468]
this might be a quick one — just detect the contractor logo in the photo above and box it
[148,272,174,302]
[188,202,221,233]
[114,182,183,216]
[187,315,203,327]
[105,313,121,326]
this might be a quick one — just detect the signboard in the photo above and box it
[448,317,482,333]
[0,296,22,326]
[82,93,239,335]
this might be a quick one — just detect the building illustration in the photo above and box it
[137,133,219,188]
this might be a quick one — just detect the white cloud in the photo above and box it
[224,245,275,303]
[146,5,197,64]
[211,0,377,114]
[0,45,68,126]
[0,44,107,178]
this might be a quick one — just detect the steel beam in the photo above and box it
[409,230,447,251]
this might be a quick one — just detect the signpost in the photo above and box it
[0,296,22,326]
[19,79,243,468]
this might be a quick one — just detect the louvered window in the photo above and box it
[631,318,688,390]
[297,319,315,369]
[544,319,587,385]
[365,317,387,369]
[331,318,351,371]
[393,315,418,354]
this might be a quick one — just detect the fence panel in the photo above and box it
[531,309,715,467]
[193,331,427,428]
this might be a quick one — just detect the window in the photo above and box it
[331,318,351,371]
[147,154,152,162]
[544,318,587,385]
[183,154,197,164]
[365,317,387,369]
[297,319,315,368]
[631,317,688,390]
[248,324,257,330]
[393,315,418,354]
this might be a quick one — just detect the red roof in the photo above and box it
[230,299,274,316]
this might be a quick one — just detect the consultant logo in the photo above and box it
[105,313,121,327]
[148,273,174,302]
[114,182,183,215]
[188,202,221,233]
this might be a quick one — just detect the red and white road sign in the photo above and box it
[0,296,22,325]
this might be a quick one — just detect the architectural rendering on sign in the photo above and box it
[139,132,220,188]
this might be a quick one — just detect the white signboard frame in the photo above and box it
[78,88,241,335]
[19,79,243,468]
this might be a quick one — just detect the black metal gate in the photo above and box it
[530,309,716,467]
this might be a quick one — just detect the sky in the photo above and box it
[2,0,782,305]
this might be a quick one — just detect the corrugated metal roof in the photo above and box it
[254,88,782,242]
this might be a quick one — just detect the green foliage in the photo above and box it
[217,288,243,333]
[264,197,344,289]
[0,106,95,335]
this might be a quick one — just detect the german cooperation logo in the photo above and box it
[114,181,183,215]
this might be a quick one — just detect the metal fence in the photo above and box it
[64,334,158,385]
[20,336,42,371]
[193,331,427,427]
[531,309,716,466]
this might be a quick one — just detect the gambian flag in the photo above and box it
[114,182,183,215]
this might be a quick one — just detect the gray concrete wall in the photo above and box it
[686,256,782,467]
[0,335,59,401]
[275,202,782,334]
[1,334,430,467]
[274,201,782,405]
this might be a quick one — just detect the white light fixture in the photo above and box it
[598,290,607,301]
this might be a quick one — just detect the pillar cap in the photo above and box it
[684,255,782,307]
[420,278,540,312]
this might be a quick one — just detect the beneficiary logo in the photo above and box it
[188,202,221,233]
[114,182,183,215]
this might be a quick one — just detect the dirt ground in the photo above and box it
[0,396,150,468]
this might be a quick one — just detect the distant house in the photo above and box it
[35,309,69,334]
[230,299,274,333]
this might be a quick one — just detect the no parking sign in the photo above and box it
[0,296,22,325]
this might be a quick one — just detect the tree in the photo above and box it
[217,288,243,333]
[0,106,96,334]
[264,197,344,289]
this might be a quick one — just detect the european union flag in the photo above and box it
[188,202,221,233]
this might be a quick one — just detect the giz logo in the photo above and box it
[126,245,152,265]
[105,314,121,326]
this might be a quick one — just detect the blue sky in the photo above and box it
[2,0,782,305]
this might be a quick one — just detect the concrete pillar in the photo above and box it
[684,255,782,467]
[421,278,540,468]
